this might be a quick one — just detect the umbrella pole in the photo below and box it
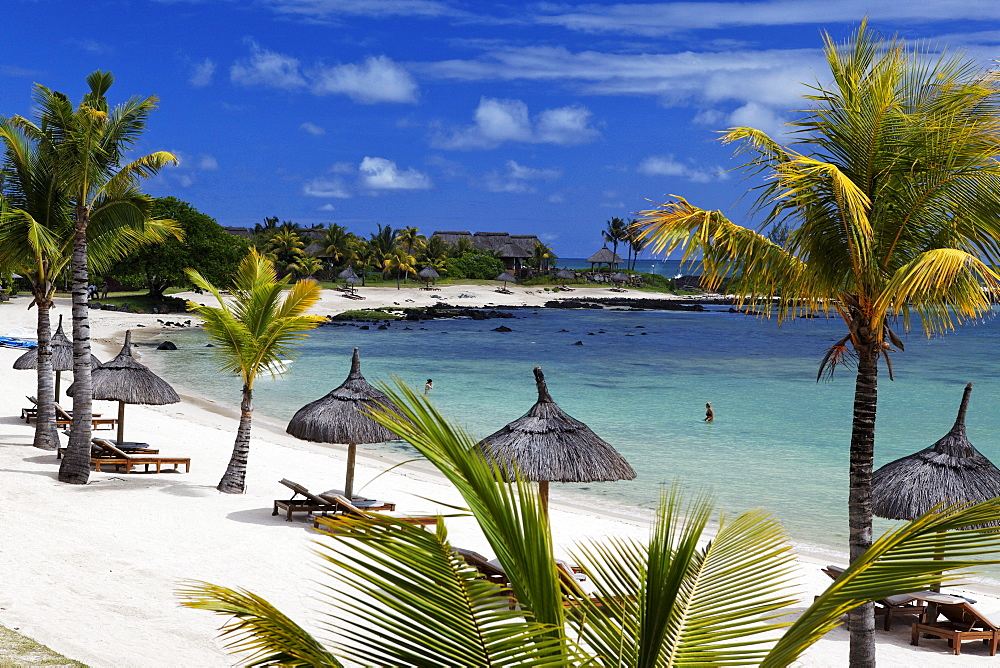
[55,370,61,399]
[539,481,549,516]
[116,400,126,445]
[345,442,357,501]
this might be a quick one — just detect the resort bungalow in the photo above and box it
[430,231,540,273]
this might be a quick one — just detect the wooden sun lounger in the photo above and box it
[821,565,930,631]
[23,396,104,423]
[57,440,159,460]
[90,438,190,473]
[53,402,115,430]
[312,494,438,532]
[272,479,395,522]
[911,593,1000,655]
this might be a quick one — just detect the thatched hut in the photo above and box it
[67,330,180,444]
[495,271,517,291]
[13,315,101,397]
[286,347,405,500]
[587,245,622,270]
[417,265,440,287]
[873,383,1000,521]
[478,366,636,511]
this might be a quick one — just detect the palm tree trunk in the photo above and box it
[32,298,59,450]
[59,211,94,484]
[218,383,253,494]
[847,342,878,668]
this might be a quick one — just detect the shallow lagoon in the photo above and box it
[149,305,1000,558]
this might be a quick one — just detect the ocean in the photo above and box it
[147,302,1000,563]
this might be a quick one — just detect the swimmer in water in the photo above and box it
[704,402,714,423]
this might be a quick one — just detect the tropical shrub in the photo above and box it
[444,251,505,279]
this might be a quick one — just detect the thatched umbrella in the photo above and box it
[417,265,440,287]
[873,383,1000,520]
[66,330,180,444]
[555,269,576,280]
[872,383,1000,598]
[478,366,636,512]
[13,315,101,397]
[286,347,404,500]
[338,266,362,294]
[495,271,517,290]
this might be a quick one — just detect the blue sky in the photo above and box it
[3,1,999,257]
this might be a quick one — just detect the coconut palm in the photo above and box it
[180,381,1000,666]
[186,249,324,493]
[0,114,178,452]
[603,217,627,259]
[11,71,177,484]
[625,218,646,270]
[395,225,425,256]
[263,228,305,275]
[384,247,416,288]
[420,234,450,266]
[288,254,323,280]
[320,223,355,266]
[636,24,1000,665]
[530,241,557,271]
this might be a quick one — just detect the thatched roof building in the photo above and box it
[587,245,623,268]
[872,383,1000,520]
[430,230,540,270]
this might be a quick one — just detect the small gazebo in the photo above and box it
[417,265,440,288]
[587,245,623,270]
[477,366,636,512]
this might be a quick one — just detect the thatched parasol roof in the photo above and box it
[67,330,179,405]
[587,246,622,265]
[13,315,101,371]
[286,347,402,445]
[478,366,636,483]
[555,269,576,280]
[872,383,1000,521]
[338,267,359,280]
[495,271,518,284]
[417,266,440,279]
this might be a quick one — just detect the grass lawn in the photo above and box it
[0,624,85,667]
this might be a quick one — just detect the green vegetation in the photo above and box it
[638,23,1000,665]
[186,250,324,494]
[335,309,401,321]
[0,624,85,667]
[443,250,505,280]
[180,381,1000,666]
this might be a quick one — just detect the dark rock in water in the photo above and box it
[640,332,648,335]
[205,344,215,347]
[359,325,369,330]
[492,325,513,332]
[572,340,584,345]
[403,327,412,330]
[558,329,569,333]
[636,325,645,328]
[598,330,606,334]
[798,313,818,319]
[587,332,595,336]
[377,324,388,330]
[156,341,177,351]
[626,333,633,336]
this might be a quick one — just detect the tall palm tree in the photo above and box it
[395,225,425,256]
[384,247,416,288]
[625,218,646,270]
[180,381,1000,666]
[367,223,396,274]
[320,223,354,266]
[186,249,323,493]
[636,24,1000,666]
[603,217,627,259]
[10,71,176,483]
[530,241,557,271]
[288,254,323,279]
[0,114,178,451]
[263,228,305,275]
[420,234,450,266]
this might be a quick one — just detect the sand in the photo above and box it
[1,284,997,666]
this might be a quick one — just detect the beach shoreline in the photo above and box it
[2,286,998,665]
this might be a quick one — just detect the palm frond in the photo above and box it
[177,581,343,667]
[312,516,574,667]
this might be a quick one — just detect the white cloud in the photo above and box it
[231,41,306,90]
[484,160,562,193]
[548,193,566,204]
[359,156,432,190]
[158,150,218,188]
[304,176,353,198]
[727,101,788,140]
[198,154,219,170]
[264,0,458,19]
[189,59,215,87]
[311,56,418,103]
[434,97,599,150]
[318,203,337,211]
[301,122,326,135]
[638,154,728,183]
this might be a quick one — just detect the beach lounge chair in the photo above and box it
[53,402,116,430]
[272,479,395,522]
[22,396,104,423]
[90,438,190,473]
[822,565,930,631]
[911,594,1000,655]
[455,548,510,585]
[312,494,438,532]
[56,439,158,459]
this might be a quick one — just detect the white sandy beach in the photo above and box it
[1,284,997,666]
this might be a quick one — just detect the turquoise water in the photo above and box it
[148,307,1000,556]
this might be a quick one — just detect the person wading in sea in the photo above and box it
[704,402,714,423]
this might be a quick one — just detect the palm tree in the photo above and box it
[529,241,557,271]
[636,24,1000,665]
[320,223,354,266]
[180,381,1000,666]
[625,218,646,270]
[13,71,177,484]
[288,255,323,279]
[395,225,425,256]
[384,247,416,288]
[253,216,280,237]
[263,228,305,275]
[603,217,627,259]
[453,236,474,256]
[420,234,450,266]
[185,249,323,493]
[0,114,178,452]
[367,223,396,274]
